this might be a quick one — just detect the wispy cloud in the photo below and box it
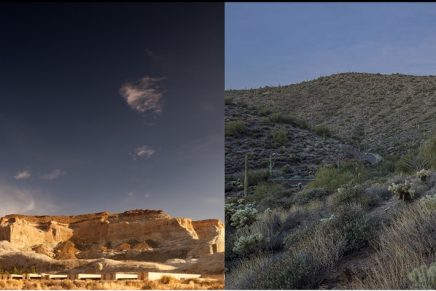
[14,170,31,180]
[133,145,156,160]
[40,169,66,180]
[120,76,165,114]
[0,182,55,217]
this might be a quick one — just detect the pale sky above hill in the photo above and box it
[226,3,436,89]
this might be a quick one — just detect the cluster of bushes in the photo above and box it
[225,120,248,137]
[356,199,436,289]
[227,203,379,289]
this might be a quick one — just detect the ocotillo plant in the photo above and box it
[244,154,248,197]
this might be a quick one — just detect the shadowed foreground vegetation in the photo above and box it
[226,123,436,289]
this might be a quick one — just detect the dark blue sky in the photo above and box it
[0,3,224,220]
[226,3,436,89]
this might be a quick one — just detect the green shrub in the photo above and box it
[229,203,258,228]
[292,188,330,205]
[396,152,430,174]
[408,262,436,289]
[248,169,270,186]
[272,128,288,147]
[330,184,379,209]
[254,182,285,198]
[225,120,248,137]
[229,169,270,188]
[418,136,436,169]
[329,204,378,255]
[256,105,272,116]
[225,95,234,105]
[233,233,264,256]
[313,124,331,138]
[308,166,355,192]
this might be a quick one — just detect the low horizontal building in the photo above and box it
[24,273,42,280]
[141,272,201,281]
[102,272,138,280]
[43,274,68,280]
[70,274,102,280]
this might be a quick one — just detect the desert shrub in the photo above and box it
[265,114,309,129]
[228,169,269,188]
[160,275,177,285]
[418,135,436,169]
[231,217,347,289]
[396,152,430,174]
[356,201,436,289]
[408,262,436,289]
[253,182,285,198]
[229,203,258,228]
[281,164,292,174]
[308,166,355,191]
[313,124,331,138]
[233,233,264,256]
[364,184,392,201]
[271,128,288,146]
[256,105,272,116]
[225,226,237,263]
[332,204,378,254]
[232,209,292,257]
[388,180,416,201]
[292,188,330,205]
[416,169,432,181]
[247,169,270,186]
[225,95,234,105]
[330,184,379,209]
[225,120,247,137]
[266,113,305,126]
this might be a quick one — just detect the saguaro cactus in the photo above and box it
[244,154,248,197]
[269,154,274,177]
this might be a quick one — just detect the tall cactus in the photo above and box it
[244,154,248,197]
[269,154,274,177]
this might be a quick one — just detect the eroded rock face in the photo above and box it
[0,209,224,262]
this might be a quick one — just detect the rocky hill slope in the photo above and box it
[0,209,224,275]
[225,102,347,179]
[226,73,436,155]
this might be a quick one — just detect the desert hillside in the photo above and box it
[226,73,436,155]
[225,73,436,289]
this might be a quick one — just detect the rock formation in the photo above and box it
[0,209,224,264]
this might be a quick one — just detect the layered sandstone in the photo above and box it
[0,209,224,263]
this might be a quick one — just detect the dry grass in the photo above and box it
[0,278,224,290]
[353,200,436,289]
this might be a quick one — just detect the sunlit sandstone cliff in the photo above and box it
[0,209,224,262]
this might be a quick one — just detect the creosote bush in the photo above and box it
[271,128,288,147]
[225,120,248,137]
